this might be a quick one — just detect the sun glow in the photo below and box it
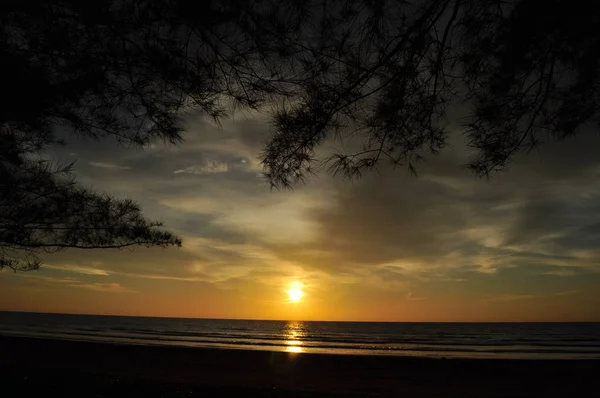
[286,282,305,303]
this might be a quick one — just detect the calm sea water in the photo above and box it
[1,311,599,359]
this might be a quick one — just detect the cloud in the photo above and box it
[14,274,80,284]
[485,294,537,302]
[39,246,211,284]
[543,269,577,277]
[260,170,486,281]
[34,258,213,283]
[257,128,600,283]
[174,160,229,175]
[111,271,211,282]
[45,264,110,276]
[406,291,426,301]
[42,264,207,282]
[553,290,580,296]
[89,161,131,170]
[160,183,335,245]
[71,283,136,293]
[485,290,581,302]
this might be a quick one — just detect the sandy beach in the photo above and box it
[1,336,599,397]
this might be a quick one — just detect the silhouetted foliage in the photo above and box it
[0,126,182,271]
[1,0,304,269]
[261,0,600,187]
[2,0,599,268]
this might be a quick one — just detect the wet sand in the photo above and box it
[1,336,598,397]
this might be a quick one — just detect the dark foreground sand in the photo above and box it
[1,336,599,397]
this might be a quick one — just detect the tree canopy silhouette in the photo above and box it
[1,0,311,270]
[2,0,599,269]
[261,0,600,187]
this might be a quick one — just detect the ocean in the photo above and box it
[1,311,599,359]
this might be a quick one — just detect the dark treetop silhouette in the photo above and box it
[1,0,598,269]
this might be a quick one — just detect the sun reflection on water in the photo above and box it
[284,320,306,353]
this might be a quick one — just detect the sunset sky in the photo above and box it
[2,111,600,322]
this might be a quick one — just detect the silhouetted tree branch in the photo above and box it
[260,0,600,187]
[0,129,181,271]
[1,0,308,269]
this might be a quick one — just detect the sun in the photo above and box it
[286,282,305,303]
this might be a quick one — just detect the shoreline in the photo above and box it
[2,336,599,396]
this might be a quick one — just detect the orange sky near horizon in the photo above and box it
[1,263,598,322]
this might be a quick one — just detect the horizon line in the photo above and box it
[1,310,598,323]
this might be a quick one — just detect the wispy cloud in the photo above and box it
[113,272,210,282]
[553,290,580,296]
[45,264,110,276]
[15,274,80,284]
[71,283,136,293]
[44,262,210,282]
[174,160,228,175]
[485,294,537,302]
[406,291,426,301]
[89,161,131,170]
[543,269,577,277]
